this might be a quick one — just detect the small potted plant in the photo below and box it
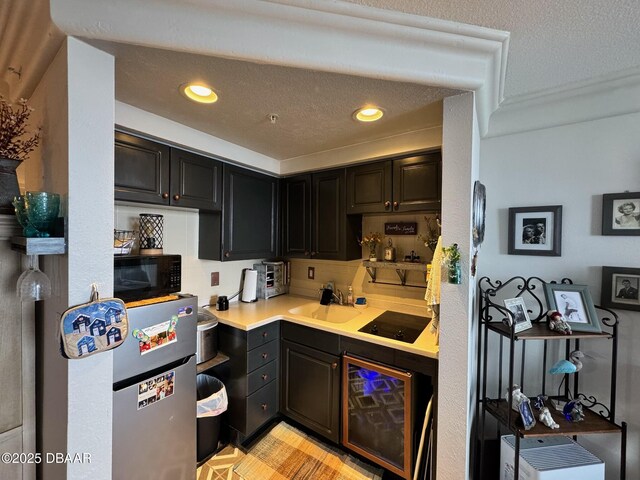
[0,96,40,213]
[360,232,383,261]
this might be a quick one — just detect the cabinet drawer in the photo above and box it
[247,360,278,396]
[281,322,340,355]
[246,380,278,435]
[247,322,280,350]
[247,339,279,373]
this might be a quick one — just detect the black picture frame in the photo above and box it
[601,266,640,311]
[508,205,562,256]
[602,192,640,235]
[544,283,602,333]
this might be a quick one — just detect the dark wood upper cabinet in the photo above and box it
[221,165,278,261]
[115,131,222,210]
[392,152,441,212]
[114,131,171,205]
[282,169,361,260]
[170,148,222,210]
[346,150,441,214]
[346,160,392,214]
[281,175,312,257]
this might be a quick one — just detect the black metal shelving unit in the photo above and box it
[475,276,627,479]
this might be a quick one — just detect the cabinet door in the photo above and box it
[170,148,222,210]
[114,131,170,205]
[392,152,441,212]
[346,160,392,214]
[312,169,346,260]
[281,175,312,258]
[280,340,340,443]
[222,165,278,261]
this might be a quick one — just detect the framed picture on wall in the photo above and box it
[602,192,640,235]
[600,266,640,311]
[508,205,562,256]
[544,283,601,333]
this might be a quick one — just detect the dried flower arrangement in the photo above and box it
[0,96,40,161]
[359,232,383,248]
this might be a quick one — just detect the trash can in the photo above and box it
[196,374,228,462]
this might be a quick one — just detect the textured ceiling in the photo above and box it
[2,0,640,160]
[90,41,455,160]
[345,0,640,97]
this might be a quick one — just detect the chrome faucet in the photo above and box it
[332,289,344,305]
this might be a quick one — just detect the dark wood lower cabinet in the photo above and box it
[280,339,341,443]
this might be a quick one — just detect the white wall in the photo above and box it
[480,107,640,478]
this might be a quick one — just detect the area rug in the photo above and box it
[233,422,383,480]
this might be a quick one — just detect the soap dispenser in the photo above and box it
[347,286,354,306]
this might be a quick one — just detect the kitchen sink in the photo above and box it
[288,302,361,323]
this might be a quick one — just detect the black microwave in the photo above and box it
[114,254,181,302]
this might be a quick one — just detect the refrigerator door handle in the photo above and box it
[113,354,193,392]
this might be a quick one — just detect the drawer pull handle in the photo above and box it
[262,332,268,338]
[384,200,391,209]
[261,403,268,411]
[331,362,338,369]
[173,194,181,201]
[162,192,169,199]
[262,353,268,359]
[262,374,268,381]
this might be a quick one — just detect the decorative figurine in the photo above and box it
[549,350,584,375]
[533,394,548,411]
[547,309,572,335]
[505,384,528,412]
[538,407,560,429]
[563,400,585,422]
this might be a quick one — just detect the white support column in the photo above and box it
[64,37,114,480]
[34,37,114,480]
[438,92,479,480]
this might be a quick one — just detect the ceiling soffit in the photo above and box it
[49,0,509,136]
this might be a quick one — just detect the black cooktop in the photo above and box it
[358,311,431,344]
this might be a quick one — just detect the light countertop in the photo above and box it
[204,294,438,360]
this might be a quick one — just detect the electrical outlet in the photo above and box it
[307,267,315,280]
[210,272,219,286]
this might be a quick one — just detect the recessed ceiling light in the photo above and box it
[181,83,218,104]
[354,107,384,122]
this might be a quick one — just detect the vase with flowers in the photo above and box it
[0,96,40,213]
[360,232,383,261]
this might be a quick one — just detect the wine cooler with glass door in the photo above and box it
[342,354,415,479]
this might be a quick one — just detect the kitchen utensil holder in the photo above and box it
[139,213,163,255]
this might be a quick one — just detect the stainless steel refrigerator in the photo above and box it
[112,295,197,480]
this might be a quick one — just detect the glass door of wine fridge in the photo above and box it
[342,354,414,479]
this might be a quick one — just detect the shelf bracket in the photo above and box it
[395,269,407,285]
[365,266,377,283]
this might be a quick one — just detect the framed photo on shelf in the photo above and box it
[508,205,562,256]
[602,192,640,235]
[544,283,601,333]
[600,266,640,311]
[518,399,536,431]
[503,297,533,333]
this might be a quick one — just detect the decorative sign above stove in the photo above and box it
[384,222,417,235]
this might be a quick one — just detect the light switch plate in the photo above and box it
[307,267,315,280]
[211,272,219,286]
